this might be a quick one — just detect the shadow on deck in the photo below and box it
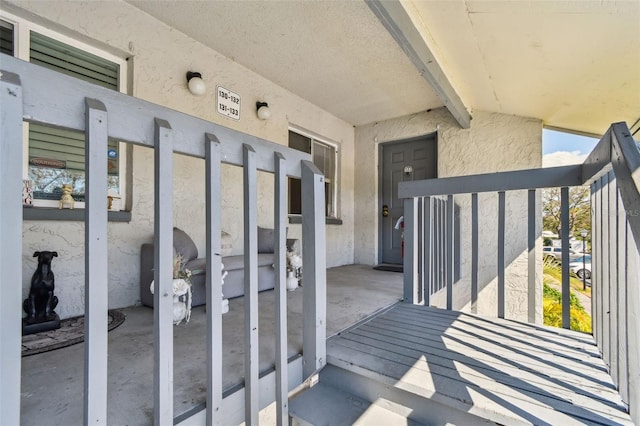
[291,304,632,425]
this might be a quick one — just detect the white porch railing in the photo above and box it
[0,55,326,425]
[399,122,640,424]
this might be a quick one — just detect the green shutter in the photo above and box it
[29,124,119,173]
[27,32,120,201]
[0,20,13,55]
[28,124,119,201]
[30,31,119,90]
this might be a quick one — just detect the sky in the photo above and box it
[542,129,598,167]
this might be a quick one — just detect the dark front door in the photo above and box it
[379,135,437,264]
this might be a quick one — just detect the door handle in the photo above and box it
[382,205,389,217]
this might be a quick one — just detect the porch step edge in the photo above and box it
[319,363,495,426]
[289,379,424,426]
[325,355,633,426]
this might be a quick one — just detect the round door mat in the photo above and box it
[22,309,125,357]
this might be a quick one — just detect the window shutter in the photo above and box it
[30,31,119,89]
[27,32,120,201]
[29,124,118,174]
[29,125,85,171]
[0,20,13,55]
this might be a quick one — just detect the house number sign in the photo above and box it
[216,85,240,120]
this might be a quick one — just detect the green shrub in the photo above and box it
[543,282,583,310]
[542,283,591,333]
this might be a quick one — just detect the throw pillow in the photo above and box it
[257,227,275,253]
[173,227,198,261]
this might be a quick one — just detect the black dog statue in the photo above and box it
[23,251,59,324]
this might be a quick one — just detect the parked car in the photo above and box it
[570,256,591,280]
[543,246,581,261]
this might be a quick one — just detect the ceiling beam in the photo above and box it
[367,0,471,129]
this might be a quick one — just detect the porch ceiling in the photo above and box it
[127,0,639,136]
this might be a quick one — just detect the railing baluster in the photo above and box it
[424,196,432,306]
[498,191,506,319]
[616,184,628,403]
[403,197,419,303]
[301,160,327,378]
[446,195,454,310]
[243,144,259,425]
[205,133,223,425]
[560,187,570,329]
[432,199,437,292]
[609,172,619,385]
[439,199,445,292]
[471,193,478,314]
[84,99,109,425]
[626,218,640,425]
[417,197,424,304]
[274,152,288,425]
[601,173,611,366]
[153,118,174,425]
[527,189,537,323]
[591,181,599,346]
[0,70,24,426]
[432,199,438,293]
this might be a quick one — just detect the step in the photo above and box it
[289,378,424,426]
[324,303,633,425]
[316,364,492,426]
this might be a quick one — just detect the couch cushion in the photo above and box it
[223,253,274,270]
[187,254,275,275]
[257,227,275,253]
[174,227,198,261]
[184,257,206,275]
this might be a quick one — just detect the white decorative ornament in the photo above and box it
[221,262,229,314]
[150,278,192,325]
[173,294,187,324]
[286,271,298,291]
[288,254,302,270]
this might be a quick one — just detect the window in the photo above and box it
[0,20,13,55]
[1,14,127,208]
[288,129,339,218]
[28,125,121,203]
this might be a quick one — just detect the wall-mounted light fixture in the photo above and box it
[186,71,206,96]
[256,102,271,120]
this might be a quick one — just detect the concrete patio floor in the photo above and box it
[20,264,402,426]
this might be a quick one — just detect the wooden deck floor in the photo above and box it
[327,303,632,425]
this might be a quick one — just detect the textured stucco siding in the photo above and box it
[354,108,543,322]
[9,1,355,319]
[9,2,542,323]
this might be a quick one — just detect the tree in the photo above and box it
[542,186,591,237]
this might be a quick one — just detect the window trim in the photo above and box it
[288,125,341,220]
[1,11,128,211]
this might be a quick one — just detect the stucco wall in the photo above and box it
[354,108,543,322]
[8,1,355,319]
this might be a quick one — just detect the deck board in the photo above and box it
[327,304,632,425]
[369,315,606,369]
[365,316,611,381]
[346,326,619,400]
